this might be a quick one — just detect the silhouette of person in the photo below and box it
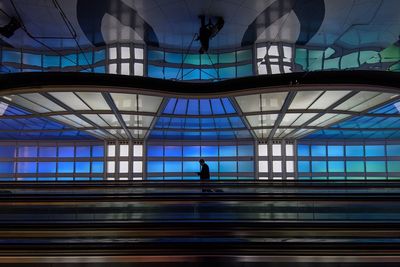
[197,158,211,192]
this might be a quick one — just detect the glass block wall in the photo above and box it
[0,44,144,76]
[0,141,104,181]
[106,141,144,181]
[0,47,107,74]
[146,142,255,180]
[297,141,400,180]
[107,44,144,76]
[257,141,295,180]
[147,47,253,81]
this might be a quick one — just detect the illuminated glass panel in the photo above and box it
[59,146,74,157]
[201,146,218,157]
[58,162,74,173]
[164,161,182,172]
[387,145,400,156]
[238,161,254,172]
[365,145,385,157]
[272,144,281,156]
[148,146,163,157]
[39,147,56,157]
[259,161,268,172]
[298,145,310,156]
[366,161,386,172]
[0,162,15,173]
[0,145,15,157]
[183,146,200,157]
[148,161,163,172]
[133,161,142,173]
[76,162,90,173]
[238,145,253,156]
[273,161,282,172]
[76,146,90,157]
[346,161,364,172]
[387,161,400,172]
[328,146,344,157]
[311,145,326,157]
[328,161,344,172]
[346,146,364,157]
[220,146,236,157]
[18,146,37,157]
[312,161,327,172]
[92,146,104,157]
[220,161,237,172]
[38,162,56,173]
[92,161,104,173]
[286,161,294,172]
[165,146,182,157]
[258,144,268,156]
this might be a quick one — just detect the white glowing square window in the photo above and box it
[107,145,116,157]
[134,63,144,76]
[283,66,292,72]
[107,177,115,181]
[120,144,129,157]
[287,177,294,180]
[133,177,143,180]
[109,47,117,60]
[133,161,143,173]
[273,161,282,172]
[268,45,279,56]
[121,46,130,59]
[271,64,280,74]
[272,144,281,156]
[121,63,130,75]
[259,177,269,180]
[273,177,282,180]
[119,177,128,181]
[285,144,294,156]
[107,161,115,173]
[283,46,292,59]
[134,48,144,60]
[119,161,128,173]
[108,63,117,74]
[258,144,268,156]
[258,64,267,75]
[258,161,268,172]
[257,47,267,59]
[133,145,143,157]
[286,161,294,172]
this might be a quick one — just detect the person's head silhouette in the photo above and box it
[199,158,205,166]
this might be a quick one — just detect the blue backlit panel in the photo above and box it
[39,147,57,157]
[75,162,90,173]
[92,161,104,173]
[147,161,163,172]
[38,162,56,173]
[165,161,182,172]
[0,162,15,173]
[201,146,218,157]
[76,146,90,157]
[58,146,74,157]
[17,162,37,173]
[57,162,74,173]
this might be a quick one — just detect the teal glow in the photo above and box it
[366,161,386,172]
[365,145,385,157]
[346,161,364,172]
[311,145,326,157]
[387,161,400,172]
[346,146,364,157]
[312,161,327,172]
[328,161,344,172]
[327,146,344,157]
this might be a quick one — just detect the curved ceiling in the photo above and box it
[0,0,399,51]
[0,71,400,141]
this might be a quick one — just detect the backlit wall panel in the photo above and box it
[146,142,255,180]
[0,141,104,181]
[297,141,400,180]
